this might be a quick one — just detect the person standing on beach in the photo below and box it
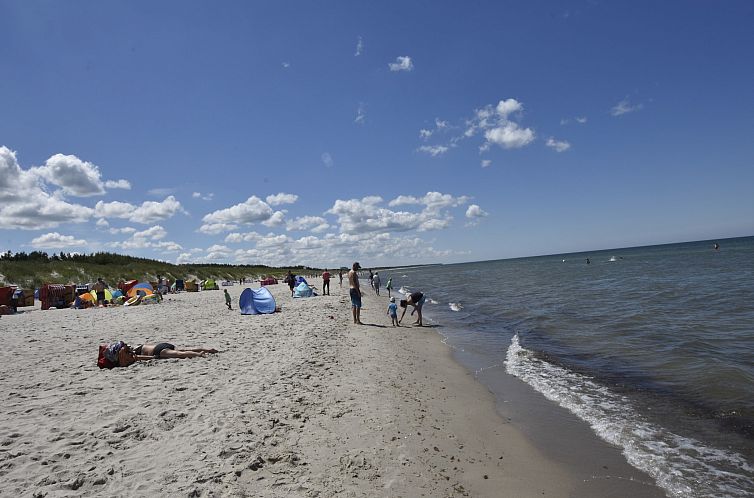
[368,269,374,290]
[385,276,393,298]
[339,269,343,286]
[373,272,381,296]
[285,270,296,296]
[322,268,331,296]
[224,289,232,310]
[92,277,107,306]
[387,297,399,327]
[349,262,363,325]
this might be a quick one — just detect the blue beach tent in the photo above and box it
[239,287,277,315]
[293,282,314,298]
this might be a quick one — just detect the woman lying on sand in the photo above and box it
[99,341,218,368]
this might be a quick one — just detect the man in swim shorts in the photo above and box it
[348,262,363,325]
[92,277,107,306]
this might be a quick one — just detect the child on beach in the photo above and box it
[224,289,232,310]
[387,297,399,327]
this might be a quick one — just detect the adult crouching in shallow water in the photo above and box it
[398,291,425,326]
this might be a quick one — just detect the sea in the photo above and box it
[387,236,754,498]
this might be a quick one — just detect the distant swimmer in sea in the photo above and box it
[714,242,720,251]
[98,341,219,368]
[586,258,591,264]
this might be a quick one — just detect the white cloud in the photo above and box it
[95,196,185,224]
[389,56,413,72]
[282,62,290,69]
[419,129,433,140]
[481,159,492,168]
[199,223,239,234]
[108,226,137,234]
[176,252,193,264]
[104,179,131,190]
[575,116,588,124]
[546,137,571,152]
[355,36,363,56]
[417,145,449,157]
[96,218,109,228]
[495,98,524,119]
[611,98,643,116]
[484,122,535,149]
[0,147,95,229]
[265,193,298,206]
[31,153,107,197]
[133,225,167,241]
[202,196,274,226]
[224,231,261,243]
[262,210,286,227]
[286,216,330,233]
[321,152,334,168]
[31,232,87,248]
[465,204,488,226]
[192,191,214,201]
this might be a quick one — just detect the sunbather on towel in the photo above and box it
[105,342,218,368]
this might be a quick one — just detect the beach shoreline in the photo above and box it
[0,277,663,496]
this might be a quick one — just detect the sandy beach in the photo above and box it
[0,278,664,497]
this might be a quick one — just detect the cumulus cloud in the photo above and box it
[30,154,107,197]
[611,98,643,116]
[31,232,87,248]
[0,146,95,229]
[265,193,298,206]
[389,56,413,72]
[286,216,330,233]
[419,98,535,156]
[355,36,363,56]
[321,152,334,168]
[95,196,185,224]
[202,196,274,226]
[481,159,492,168]
[118,225,182,251]
[329,193,469,235]
[466,204,488,218]
[484,121,535,149]
[108,226,137,234]
[224,231,261,243]
[262,210,286,227]
[147,187,176,196]
[546,137,571,152]
[575,116,588,124]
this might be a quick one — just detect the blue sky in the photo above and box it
[1,0,752,267]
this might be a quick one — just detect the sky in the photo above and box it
[1,0,753,267]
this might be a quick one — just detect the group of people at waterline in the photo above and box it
[347,262,423,327]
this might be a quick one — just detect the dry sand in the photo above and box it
[0,278,662,497]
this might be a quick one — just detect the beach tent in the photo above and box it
[81,289,113,302]
[293,282,314,298]
[119,280,138,294]
[127,282,153,298]
[175,279,185,291]
[295,276,308,286]
[185,280,198,292]
[204,279,219,290]
[239,287,277,315]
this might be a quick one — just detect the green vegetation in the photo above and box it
[0,251,319,288]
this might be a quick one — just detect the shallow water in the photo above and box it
[388,236,754,497]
